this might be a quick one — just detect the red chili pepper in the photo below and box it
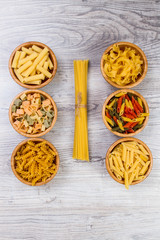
[133,103,140,116]
[123,122,133,128]
[125,94,130,101]
[113,116,118,125]
[106,110,111,119]
[127,129,135,133]
[135,100,144,113]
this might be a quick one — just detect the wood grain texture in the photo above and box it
[0,0,160,239]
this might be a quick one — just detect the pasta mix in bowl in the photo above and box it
[11,139,59,186]
[106,138,153,189]
[101,42,147,88]
[9,90,57,137]
[102,89,149,137]
[9,41,57,89]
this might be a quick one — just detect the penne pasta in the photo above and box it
[12,51,21,68]
[18,52,38,66]
[14,69,24,83]
[17,60,32,74]
[23,74,45,83]
[36,64,52,78]
[108,141,151,190]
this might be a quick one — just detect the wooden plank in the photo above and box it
[0,0,160,239]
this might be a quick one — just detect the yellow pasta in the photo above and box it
[14,141,57,186]
[73,60,89,161]
[12,51,21,68]
[103,44,143,86]
[14,69,24,82]
[23,74,45,83]
[17,60,32,74]
[36,64,52,78]
[12,45,54,85]
[22,47,33,55]
[108,141,151,189]
[32,45,42,53]
[19,52,38,66]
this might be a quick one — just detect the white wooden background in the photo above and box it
[0,0,160,239]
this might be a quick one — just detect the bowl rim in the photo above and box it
[9,89,57,138]
[11,138,60,186]
[100,41,148,89]
[102,89,149,137]
[8,41,57,89]
[105,137,153,185]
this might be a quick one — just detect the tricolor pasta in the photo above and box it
[11,92,55,135]
[105,91,149,134]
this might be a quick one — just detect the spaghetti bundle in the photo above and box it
[73,60,89,161]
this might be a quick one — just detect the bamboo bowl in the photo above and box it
[105,137,153,186]
[100,42,148,88]
[9,41,57,89]
[11,138,59,186]
[102,89,149,137]
[9,89,57,138]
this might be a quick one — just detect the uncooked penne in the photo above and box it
[124,171,129,189]
[12,51,21,68]
[108,141,151,190]
[139,161,150,175]
[17,60,32,74]
[14,69,24,82]
[36,64,52,78]
[27,80,42,85]
[11,44,54,85]
[22,47,33,55]
[23,74,45,83]
[39,54,48,66]
[44,61,49,70]
[48,57,54,69]
[19,52,38,66]
[32,45,42,53]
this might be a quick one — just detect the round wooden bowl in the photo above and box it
[9,89,57,138]
[105,137,153,186]
[102,89,149,137]
[11,138,59,186]
[9,41,57,89]
[100,42,148,88]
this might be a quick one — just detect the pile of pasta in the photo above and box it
[14,141,57,186]
[73,60,89,161]
[12,45,54,85]
[105,91,149,134]
[103,44,143,86]
[12,92,54,134]
[108,141,151,189]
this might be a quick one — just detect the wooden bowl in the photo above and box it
[9,89,57,137]
[105,137,153,186]
[11,138,59,186]
[9,41,57,89]
[102,89,149,137]
[100,42,148,88]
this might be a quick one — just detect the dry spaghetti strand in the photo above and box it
[73,60,89,161]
